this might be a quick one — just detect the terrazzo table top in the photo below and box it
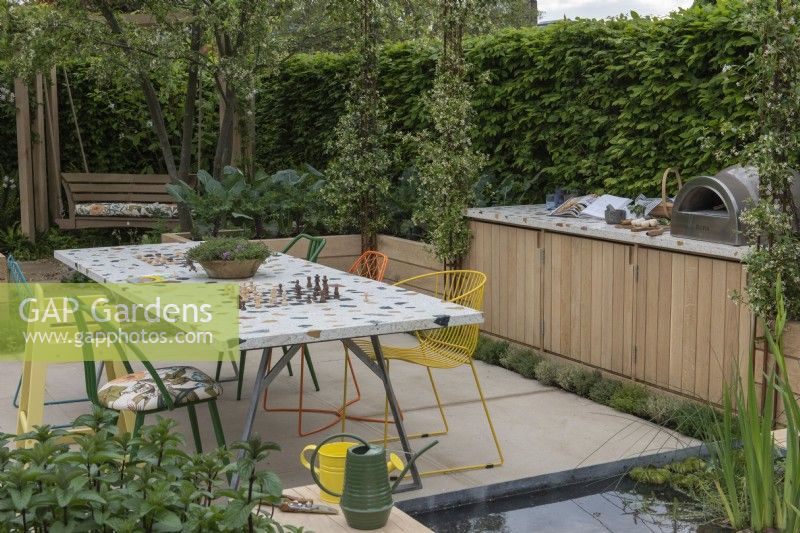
[54,243,483,350]
[466,204,750,261]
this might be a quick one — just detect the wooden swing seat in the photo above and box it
[56,173,182,230]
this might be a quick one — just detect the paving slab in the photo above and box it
[0,337,699,503]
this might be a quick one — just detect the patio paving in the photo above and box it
[0,334,699,502]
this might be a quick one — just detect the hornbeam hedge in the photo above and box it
[257,3,757,198]
[2,3,757,200]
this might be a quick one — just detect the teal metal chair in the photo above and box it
[7,256,103,418]
[73,299,226,452]
[217,234,327,400]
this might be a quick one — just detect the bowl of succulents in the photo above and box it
[186,237,271,279]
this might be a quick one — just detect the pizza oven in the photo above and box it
[671,165,760,246]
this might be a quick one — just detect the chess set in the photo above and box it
[239,273,353,310]
[135,251,187,267]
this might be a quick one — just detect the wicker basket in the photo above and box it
[650,167,683,219]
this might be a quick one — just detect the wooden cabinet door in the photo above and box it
[542,233,636,375]
[633,247,750,403]
[467,221,544,348]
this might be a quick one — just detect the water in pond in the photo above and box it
[412,476,705,533]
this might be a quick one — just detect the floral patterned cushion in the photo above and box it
[97,366,222,412]
[75,202,179,218]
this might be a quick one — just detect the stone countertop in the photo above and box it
[466,205,750,261]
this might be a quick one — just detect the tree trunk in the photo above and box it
[176,18,202,233]
[213,86,238,178]
[95,2,190,230]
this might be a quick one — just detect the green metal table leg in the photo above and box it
[187,404,203,453]
[208,401,226,448]
[236,351,247,401]
[303,345,321,392]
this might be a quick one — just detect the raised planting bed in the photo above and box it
[161,232,444,287]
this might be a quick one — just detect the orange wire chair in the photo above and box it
[345,270,504,476]
[262,251,389,436]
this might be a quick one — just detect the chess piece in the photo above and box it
[306,293,312,303]
[363,291,370,303]
[239,296,246,311]
[314,274,321,290]
[333,285,340,299]
[270,287,277,304]
[322,275,328,289]
[277,283,283,295]
[307,276,312,289]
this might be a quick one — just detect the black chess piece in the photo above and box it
[277,283,283,295]
[314,274,321,290]
[306,293,312,303]
[306,276,312,289]
[333,285,340,299]
[322,275,328,287]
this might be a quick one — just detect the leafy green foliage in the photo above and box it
[240,166,327,238]
[710,280,800,532]
[321,78,393,249]
[608,384,649,417]
[2,5,761,240]
[411,0,487,266]
[473,336,509,365]
[257,4,757,200]
[0,171,19,230]
[738,0,800,322]
[532,359,559,386]
[187,238,271,262]
[587,378,622,406]
[475,335,718,441]
[556,366,600,397]
[167,167,247,238]
[499,346,542,378]
[0,408,302,532]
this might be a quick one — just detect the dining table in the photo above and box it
[54,242,484,491]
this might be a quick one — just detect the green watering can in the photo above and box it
[309,433,437,530]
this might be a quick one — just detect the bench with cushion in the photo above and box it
[56,173,183,229]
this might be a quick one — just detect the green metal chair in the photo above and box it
[73,300,226,452]
[217,234,327,400]
[7,255,103,423]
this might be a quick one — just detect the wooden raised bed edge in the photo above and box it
[160,232,444,286]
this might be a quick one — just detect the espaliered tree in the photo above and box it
[322,0,392,252]
[412,0,487,269]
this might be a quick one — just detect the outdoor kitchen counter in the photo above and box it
[463,204,753,408]
[466,204,749,261]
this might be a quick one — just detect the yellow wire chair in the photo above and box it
[345,270,504,476]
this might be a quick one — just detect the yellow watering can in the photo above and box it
[300,439,405,504]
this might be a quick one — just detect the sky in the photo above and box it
[539,0,694,21]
